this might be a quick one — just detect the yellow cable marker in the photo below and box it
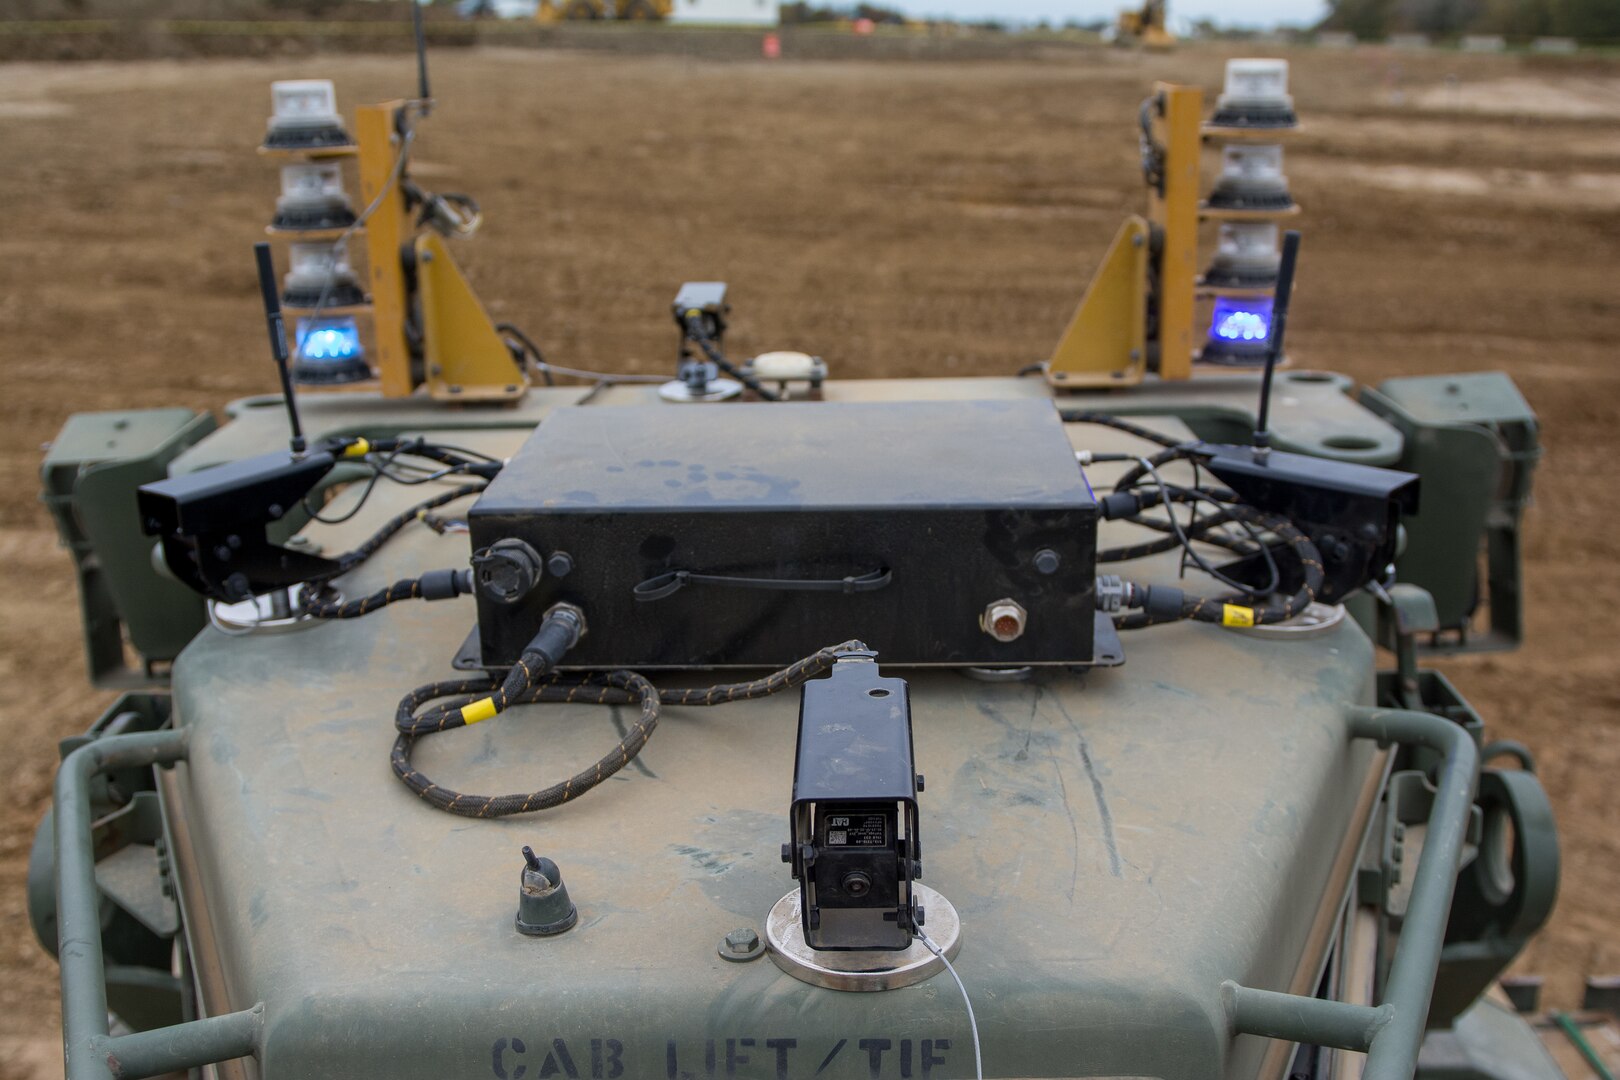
[343,437,371,458]
[1222,605,1256,628]
[461,697,498,725]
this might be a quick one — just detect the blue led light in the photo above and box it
[290,315,369,385]
[296,318,362,363]
[1208,296,1274,347]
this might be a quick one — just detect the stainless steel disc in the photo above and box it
[1230,601,1347,640]
[657,377,742,403]
[764,884,961,992]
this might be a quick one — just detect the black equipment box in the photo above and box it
[467,399,1099,669]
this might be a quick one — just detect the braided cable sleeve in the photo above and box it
[390,641,868,818]
[1098,506,1261,563]
[1060,410,1183,449]
[391,670,661,818]
[1114,506,1322,630]
[304,577,430,619]
[318,482,486,578]
[682,315,780,402]
[303,568,472,619]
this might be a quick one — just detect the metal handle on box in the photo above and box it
[1224,705,1480,1080]
[55,728,264,1080]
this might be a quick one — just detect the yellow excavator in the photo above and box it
[537,0,673,19]
[1115,0,1175,49]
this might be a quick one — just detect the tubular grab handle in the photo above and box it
[1224,706,1479,1080]
[54,729,264,1080]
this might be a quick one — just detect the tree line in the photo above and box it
[1320,0,1620,42]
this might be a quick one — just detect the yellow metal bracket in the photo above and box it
[1046,215,1150,389]
[416,233,528,403]
[1151,83,1203,381]
[1047,82,1203,388]
[354,102,414,398]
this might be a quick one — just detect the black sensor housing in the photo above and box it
[1194,442,1421,604]
[138,450,340,602]
[786,653,920,951]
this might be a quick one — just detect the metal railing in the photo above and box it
[55,729,263,1080]
[54,706,1476,1080]
[1224,706,1480,1080]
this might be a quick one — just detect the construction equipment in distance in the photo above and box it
[1115,0,1175,49]
[537,0,673,21]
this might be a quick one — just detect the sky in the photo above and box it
[891,0,1330,29]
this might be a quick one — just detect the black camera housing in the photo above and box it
[785,653,920,951]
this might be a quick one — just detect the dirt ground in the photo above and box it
[1,40,1617,1079]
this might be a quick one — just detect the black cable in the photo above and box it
[303,568,473,619]
[1138,94,1166,195]
[1125,459,1280,599]
[1061,411,1184,450]
[496,322,554,386]
[409,439,502,465]
[303,464,386,525]
[391,640,866,819]
[314,482,487,579]
[373,460,480,486]
[682,313,780,402]
[1114,505,1322,631]
[1110,511,1276,596]
[377,438,502,479]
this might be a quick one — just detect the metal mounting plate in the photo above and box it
[764,884,960,992]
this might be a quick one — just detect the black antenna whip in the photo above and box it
[413,1,433,116]
[1253,229,1301,454]
[253,242,306,456]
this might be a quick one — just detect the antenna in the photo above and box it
[412,1,433,116]
[1252,229,1301,455]
[253,242,307,456]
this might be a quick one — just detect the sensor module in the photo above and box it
[785,651,920,951]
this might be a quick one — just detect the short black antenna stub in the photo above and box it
[253,241,306,456]
[1253,229,1302,454]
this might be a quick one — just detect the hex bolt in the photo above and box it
[981,598,1028,642]
[718,926,765,963]
[546,551,575,579]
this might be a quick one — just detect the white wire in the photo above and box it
[528,358,668,384]
[918,931,983,1080]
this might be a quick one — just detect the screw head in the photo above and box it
[719,927,765,962]
[1034,548,1061,575]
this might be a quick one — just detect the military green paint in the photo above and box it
[40,375,1540,1080]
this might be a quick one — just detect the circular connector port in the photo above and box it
[981,598,1028,643]
[472,538,545,605]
